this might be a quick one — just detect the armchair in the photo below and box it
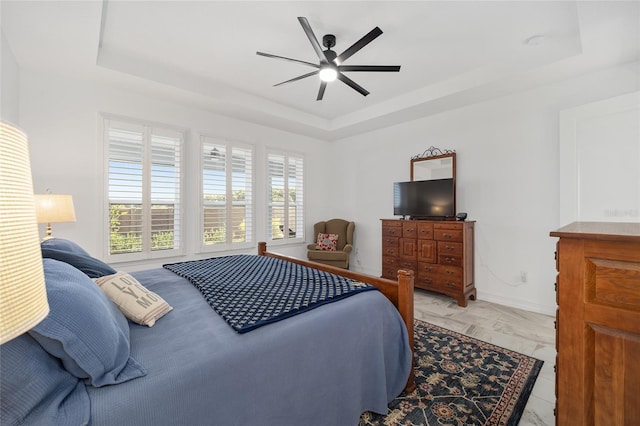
[307,219,355,269]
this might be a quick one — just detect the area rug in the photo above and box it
[360,320,543,426]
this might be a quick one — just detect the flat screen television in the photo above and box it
[393,178,455,219]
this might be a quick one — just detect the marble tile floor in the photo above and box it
[413,289,556,426]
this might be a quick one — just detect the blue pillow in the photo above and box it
[41,237,91,257]
[29,259,147,387]
[0,333,90,425]
[41,246,116,278]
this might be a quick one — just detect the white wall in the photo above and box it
[19,69,332,270]
[332,63,640,315]
[15,58,639,316]
[1,30,19,123]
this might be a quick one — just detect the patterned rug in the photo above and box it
[360,320,543,426]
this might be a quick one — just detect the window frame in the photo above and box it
[265,149,305,246]
[199,135,255,253]
[102,114,186,263]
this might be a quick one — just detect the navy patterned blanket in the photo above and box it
[163,255,375,333]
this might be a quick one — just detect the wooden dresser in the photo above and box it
[381,219,476,306]
[551,222,640,425]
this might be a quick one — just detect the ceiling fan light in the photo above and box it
[319,66,338,82]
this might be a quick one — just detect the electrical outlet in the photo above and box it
[520,271,528,283]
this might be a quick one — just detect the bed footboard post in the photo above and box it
[258,241,267,256]
[397,269,416,394]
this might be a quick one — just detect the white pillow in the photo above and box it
[93,272,172,327]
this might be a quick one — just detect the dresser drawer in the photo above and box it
[382,224,402,237]
[396,259,417,273]
[418,263,462,280]
[382,245,399,257]
[432,276,463,292]
[415,275,462,292]
[402,221,418,238]
[438,254,463,267]
[382,236,399,248]
[381,264,397,280]
[434,228,463,242]
[417,222,434,239]
[437,241,463,256]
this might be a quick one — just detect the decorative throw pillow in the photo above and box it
[41,247,117,278]
[93,272,173,327]
[29,259,147,387]
[316,233,339,251]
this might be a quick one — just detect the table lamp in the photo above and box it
[0,121,49,344]
[34,193,76,240]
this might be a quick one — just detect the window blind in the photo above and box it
[202,137,253,249]
[106,118,182,257]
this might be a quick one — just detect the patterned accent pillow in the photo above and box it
[93,272,173,327]
[316,233,339,251]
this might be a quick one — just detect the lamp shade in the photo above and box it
[34,194,76,223]
[0,121,49,344]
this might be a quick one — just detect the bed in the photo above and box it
[1,240,415,426]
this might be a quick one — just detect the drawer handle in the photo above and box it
[446,270,454,275]
[423,267,432,272]
[390,230,397,235]
[445,245,455,251]
[445,282,456,288]
[443,233,452,239]
[445,257,455,263]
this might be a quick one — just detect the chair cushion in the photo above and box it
[307,250,349,261]
[316,233,338,251]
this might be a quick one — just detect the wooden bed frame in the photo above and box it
[257,242,416,393]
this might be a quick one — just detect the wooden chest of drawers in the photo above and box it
[551,222,640,425]
[381,219,476,306]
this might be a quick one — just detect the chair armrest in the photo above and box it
[307,243,318,250]
[342,244,353,254]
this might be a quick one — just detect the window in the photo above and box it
[201,136,253,250]
[104,117,183,260]
[267,151,304,242]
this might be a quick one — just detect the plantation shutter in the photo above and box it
[150,130,182,251]
[106,118,183,258]
[267,152,304,241]
[201,137,253,249]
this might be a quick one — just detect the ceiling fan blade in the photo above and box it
[317,81,327,101]
[336,27,383,64]
[339,65,401,72]
[256,52,320,68]
[297,17,328,63]
[273,70,318,87]
[337,73,369,97]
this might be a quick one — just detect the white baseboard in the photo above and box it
[478,292,556,317]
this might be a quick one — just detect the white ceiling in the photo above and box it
[1,1,639,140]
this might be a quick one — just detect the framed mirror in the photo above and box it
[410,149,456,217]
[411,152,456,182]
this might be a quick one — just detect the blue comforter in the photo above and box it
[87,267,412,426]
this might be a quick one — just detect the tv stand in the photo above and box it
[381,218,476,306]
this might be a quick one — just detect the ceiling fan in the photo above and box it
[257,17,401,101]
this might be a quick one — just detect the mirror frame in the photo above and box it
[410,151,456,216]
